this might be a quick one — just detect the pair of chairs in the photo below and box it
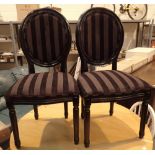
[5,7,152,148]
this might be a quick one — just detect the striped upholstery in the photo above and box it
[6,72,79,100]
[77,70,151,97]
[20,8,71,66]
[76,8,124,64]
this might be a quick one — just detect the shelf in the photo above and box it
[0,39,12,43]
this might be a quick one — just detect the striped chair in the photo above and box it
[76,7,152,147]
[5,8,79,148]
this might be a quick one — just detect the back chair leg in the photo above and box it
[84,98,91,148]
[139,94,150,138]
[73,96,79,144]
[8,104,21,149]
[33,105,39,120]
[81,98,85,119]
[64,102,68,119]
[109,102,114,116]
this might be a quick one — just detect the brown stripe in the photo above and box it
[85,72,103,93]
[34,73,44,96]
[95,13,100,60]
[29,73,40,96]
[10,77,25,96]
[68,74,75,94]
[44,14,52,62]
[78,76,93,95]
[101,71,121,93]
[45,72,54,96]
[35,15,43,61]
[63,73,69,95]
[95,71,115,93]
[51,72,58,96]
[26,23,33,55]
[22,74,35,96]
[112,70,135,90]
[105,71,127,93]
[57,72,63,95]
[40,72,48,96]
[53,18,60,57]
[118,71,145,90]
[91,72,110,95]
[103,14,109,60]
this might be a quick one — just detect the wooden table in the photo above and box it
[10,103,153,150]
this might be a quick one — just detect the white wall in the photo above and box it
[0,4,155,50]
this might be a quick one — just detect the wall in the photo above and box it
[0,4,155,50]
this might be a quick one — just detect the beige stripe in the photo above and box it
[86,72,103,93]
[10,78,24,96]
[34,73,44,96]
[57,72,63,94]
[22,74,35,96]
[106,71,126,92]
[78,76,93,95]
[45,72,54,96]
[68,74,75,93]
[95,71,115,93]
[112,70,135,90]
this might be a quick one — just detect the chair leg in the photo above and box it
[84,98,91,148]
[109,102,114,116]
[73,96,79,145]
[8,104,21,149]
[81,98,85,119]
[64,102,68,119]
[139,94,150,138]
[33,105,39,120]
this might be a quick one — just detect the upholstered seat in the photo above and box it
[78,70,151,97]
[6,72,79,100]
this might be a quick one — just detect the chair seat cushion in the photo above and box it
[5,72,79,100]
[77,70,151,98]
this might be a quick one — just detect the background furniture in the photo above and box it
[130,101,155,138]
[5,8,79,149]
[76,7,152,147]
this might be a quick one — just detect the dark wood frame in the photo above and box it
[76,7,151,147]
[5,8,79,149]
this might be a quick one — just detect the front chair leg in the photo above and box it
[84,98,91,148]
[109,102,114,116]
[81,98,85,119]
[73,96,79,144]
[8,104,21,149]
[33,105,39,120]
[139,94,150,138]
[64,102,68,119]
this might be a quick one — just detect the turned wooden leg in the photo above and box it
[33,105,39,120]
[84,98,91,148]
[8,104,21,149]
[109,102,114,116]
[73,96,79,144]
[139,94,150,138]
[64,102,68,119]
[81,98,85,119]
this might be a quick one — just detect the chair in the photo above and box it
[76,7,152,147]
[130,102,155,138]
[5,8,79,148]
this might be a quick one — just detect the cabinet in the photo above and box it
[0,21,21,68]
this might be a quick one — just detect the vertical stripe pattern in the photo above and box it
[7,72,79,99]
[78,9,124,63]
[77,70,151,97]
[21,9,70,65]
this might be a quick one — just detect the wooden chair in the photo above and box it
[5,8,79,149]
[76,7,152,147]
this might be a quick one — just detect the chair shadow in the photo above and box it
[19,114,147,150]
